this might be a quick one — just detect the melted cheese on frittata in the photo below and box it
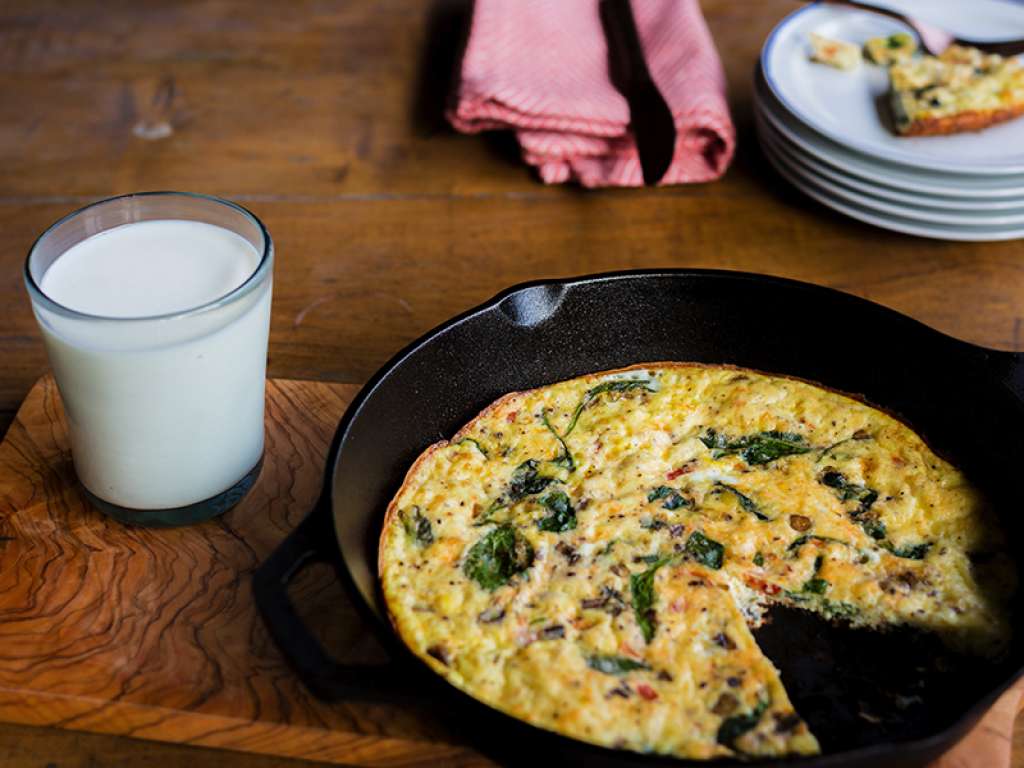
[379,364,1012,760]
[864,33,916,67]
[889,45,1024,132]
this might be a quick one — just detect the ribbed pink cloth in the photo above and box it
[447,0,735,187]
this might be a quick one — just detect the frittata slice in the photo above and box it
[888,45,1024,136]
[809,32,862,71]
[864,32,917,66]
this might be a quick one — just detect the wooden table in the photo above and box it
[1,0,1022,765]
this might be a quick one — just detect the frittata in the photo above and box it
[809,32,862,71]
[888,45,1024,136]
[379,364,1013,760]
[864,33,917,67]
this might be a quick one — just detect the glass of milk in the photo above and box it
[24,192,273,526]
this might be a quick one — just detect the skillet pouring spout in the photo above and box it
[255,269,1024,768]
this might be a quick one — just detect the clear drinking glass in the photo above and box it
[24,191,274,526]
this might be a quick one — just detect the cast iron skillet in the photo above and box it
[253,270,1024,768]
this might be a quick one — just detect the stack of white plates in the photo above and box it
[755,1,1024,241]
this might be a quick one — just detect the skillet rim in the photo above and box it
[322,268,1024,766]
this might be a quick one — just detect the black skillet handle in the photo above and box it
[253,499,407,702]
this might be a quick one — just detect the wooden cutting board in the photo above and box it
[0,375,1019,767]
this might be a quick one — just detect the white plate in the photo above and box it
[754,72,1024,199]
[761,1,1024,175]
[760,139,1024,241]
[756,112,1024,212]
[759,128,1024,226]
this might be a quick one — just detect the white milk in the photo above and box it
[41,220,261,318]
[32,219,272,510]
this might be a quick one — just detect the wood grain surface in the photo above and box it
[1,0,1024,765]
[0,376,488,767]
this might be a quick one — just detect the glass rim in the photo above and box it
[24,190,273,323]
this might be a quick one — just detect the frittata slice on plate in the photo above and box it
[889,45,1024,136]
[809,32,862,71]
[864,32,916,66]
[379,364,1013,760]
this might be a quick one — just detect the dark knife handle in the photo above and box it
[600,0,677,185]
[602,0,653,89]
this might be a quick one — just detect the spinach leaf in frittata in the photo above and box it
[630,555,675,643]
[713,482,771,521]
[537,491,576,533]
[463,523,534,590]
[398,507,434,547]
[586,654,652,675]
[701,429,811,465]
[686,531,725,570]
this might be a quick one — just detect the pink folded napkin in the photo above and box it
[447,0,736,187]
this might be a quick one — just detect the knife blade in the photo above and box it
[600,0,677,186]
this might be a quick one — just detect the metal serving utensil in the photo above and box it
[822,0,1024,57]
